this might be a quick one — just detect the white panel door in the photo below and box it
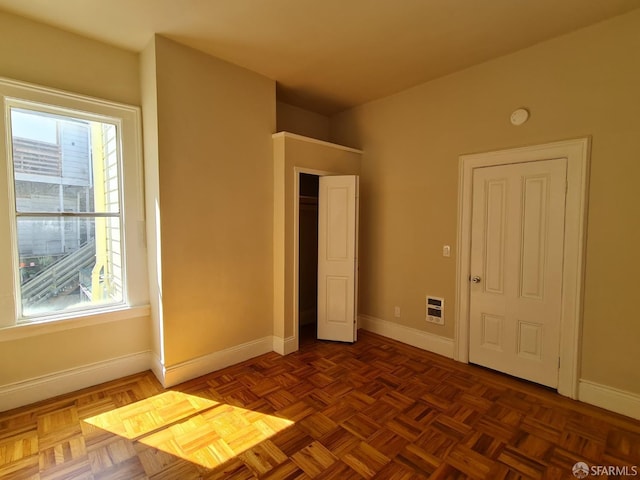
[469,159,567,387]
[317,175,358,342]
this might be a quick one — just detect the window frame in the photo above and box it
[0,78,148,330]
[8,100,126,319]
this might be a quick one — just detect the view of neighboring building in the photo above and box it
[11,108,123,316]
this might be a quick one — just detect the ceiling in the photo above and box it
[0,0,638,115]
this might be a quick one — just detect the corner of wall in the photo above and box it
[140,37,165,374]
[276,101,330,142]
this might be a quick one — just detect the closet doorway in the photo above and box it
[298,173,319,343]
[296,171,359,344]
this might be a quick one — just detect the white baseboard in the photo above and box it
[0,336,281,409]
[578,379,640,421]
[0,351,152,413]
[272,335,297,356]
[163,336,274,387]
[359,314,455,359]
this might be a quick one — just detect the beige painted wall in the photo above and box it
[154,37,276,367]
[276,102,330,141]
[331,10,640,394]
[0,12,150,388]
[273,134,361,342]
[0,10,140,105]
[0,317,150,385]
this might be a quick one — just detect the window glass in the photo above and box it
[10,106,124,318]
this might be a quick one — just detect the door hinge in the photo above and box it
[558,357,561,369]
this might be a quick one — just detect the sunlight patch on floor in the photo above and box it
[83,391,293,469]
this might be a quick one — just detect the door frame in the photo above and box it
[455,138,590,398]
[293,167,333,351]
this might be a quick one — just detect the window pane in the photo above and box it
[10,108,120,214]
[18,216,123,317]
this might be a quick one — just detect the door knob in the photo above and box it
[471,276,482,283]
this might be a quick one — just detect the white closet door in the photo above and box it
[317,175,358,342]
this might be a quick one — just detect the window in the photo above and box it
[10,106,123,317]
[0,78,148,326]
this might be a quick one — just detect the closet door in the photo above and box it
[317,175,358,342]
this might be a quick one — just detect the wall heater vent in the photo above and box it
[426,296,444,325]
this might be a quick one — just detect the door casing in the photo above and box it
[455,138,590,399]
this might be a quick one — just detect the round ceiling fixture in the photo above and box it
[510,108,529,126]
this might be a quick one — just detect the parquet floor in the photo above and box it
[1,330,639,479]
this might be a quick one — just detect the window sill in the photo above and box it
[0,304,151,342]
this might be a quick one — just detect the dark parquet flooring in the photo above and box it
[1,330,638,479]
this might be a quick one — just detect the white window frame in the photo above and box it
[0,78,149,334]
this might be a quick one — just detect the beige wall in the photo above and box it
[273,134,361,342]
[154,37,276,367]
[0,12,149,387]
[331,10,640,394]
[276,101,330,141]
[0,317,150,385]
[0,10,140,105]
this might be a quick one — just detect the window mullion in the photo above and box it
[15,212,120,218]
